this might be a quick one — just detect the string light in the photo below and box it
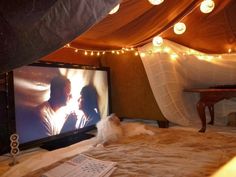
[152,36,163,46]
[174,22,186,35]
[109,4,120,14]
[139,44,223,63]
[140,53,146,57]
[200,0,215,13]
[148,0,164,5]
[150,0,215,47]
[65,42,223,62]
[63,44,139,57]
[170,53,179,60]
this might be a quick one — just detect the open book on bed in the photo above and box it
[42,154,117,177]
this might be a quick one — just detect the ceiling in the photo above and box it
[1,0,236,73]
[71,0,236,54]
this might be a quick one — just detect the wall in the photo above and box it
[100,52,166,121]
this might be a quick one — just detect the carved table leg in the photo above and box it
[197,101,206,133]
[208,105,214,125]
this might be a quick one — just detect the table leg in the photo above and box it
[197,101,206,133]
[208,105,214,125]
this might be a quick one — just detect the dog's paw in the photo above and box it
[96,143,105,148]
[146,130,155,136]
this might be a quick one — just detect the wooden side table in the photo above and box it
[184,88,236,132]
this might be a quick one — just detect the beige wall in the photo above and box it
[100,53,166,120]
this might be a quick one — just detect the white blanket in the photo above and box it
[2,125,236,177]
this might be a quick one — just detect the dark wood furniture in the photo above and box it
[184,88,236,133]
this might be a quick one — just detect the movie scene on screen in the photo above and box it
[12,63,110,145]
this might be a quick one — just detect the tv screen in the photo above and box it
[10,62,110,149]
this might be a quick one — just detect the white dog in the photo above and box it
[95,114,154,146]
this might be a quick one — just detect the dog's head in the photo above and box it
[96,113,120,129]
[107,113,121,126]
[95,113,122,146]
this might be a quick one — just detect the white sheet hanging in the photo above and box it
[139,40,236,126]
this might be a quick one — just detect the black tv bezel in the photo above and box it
[6,61,111,152]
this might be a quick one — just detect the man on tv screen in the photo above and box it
[35,75,72,136]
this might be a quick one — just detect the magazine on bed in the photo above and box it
[42,154,117,177]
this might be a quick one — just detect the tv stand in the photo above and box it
[40,133,94,151]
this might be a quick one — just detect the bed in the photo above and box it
[1,124,236,177]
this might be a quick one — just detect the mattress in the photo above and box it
[2,125,236,177]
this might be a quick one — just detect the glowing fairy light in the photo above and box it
[109,4,120,14]
[152,36,163,46]
[148,0,164,5]
[174,22,186,35]
[200,0,215,14]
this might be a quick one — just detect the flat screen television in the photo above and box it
[7,61,111,151]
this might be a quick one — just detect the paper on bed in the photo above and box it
[41,154,117,177]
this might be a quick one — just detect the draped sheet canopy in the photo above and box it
[1,0,236,124]
[140,40,236,126]
[1,0,236,72]
[72,0,236,54]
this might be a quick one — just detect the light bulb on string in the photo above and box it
[109,4,120,14]
[152,36,163,46]
[140,52,146,57]
[148,0,164,5]
[174,22,186,35]
[63,44,141,57]
[200,0,215,14]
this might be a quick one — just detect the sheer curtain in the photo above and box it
[139,40,236,126]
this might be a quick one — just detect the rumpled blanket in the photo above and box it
[22,125,236,177]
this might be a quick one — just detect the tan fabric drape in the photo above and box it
[73,0,235,54]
